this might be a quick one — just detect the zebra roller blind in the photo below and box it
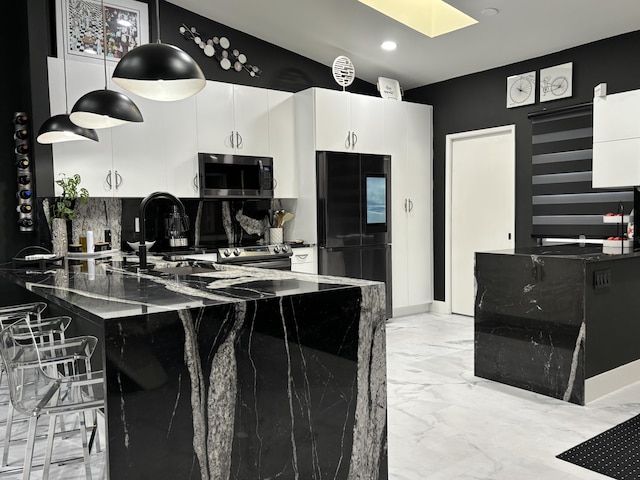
[530,103,633,238]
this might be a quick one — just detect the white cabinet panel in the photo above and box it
[313,89,384,153]
[383,100,433,313]
[405,102,433,307]
[165,97,199,197]
[314,89,352,151]
[48,57,114,197]
[268,90,297,198]
[195,81,235,154]
[290,246,316,274]
[384,101,409,310]
[593,138,640,188]
[233,85,270,155]
[195,82,270,156]
[593,92,640,143]
[111,96,167,197]
[350,93,385,153]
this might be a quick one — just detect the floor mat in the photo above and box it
[557,414,640,479]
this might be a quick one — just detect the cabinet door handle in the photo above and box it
[193,174,199,191]
[115,171,123,189]
[408,199,414,213]
[229,131,235,148]
[105,170,112,189]
[345,131,351,149]
[352,132,357,148]
[236,132,243,149]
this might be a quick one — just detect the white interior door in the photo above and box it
[447,125,515,316]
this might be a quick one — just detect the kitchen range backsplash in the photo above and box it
[43,197,122,250]
[50,197,288,252]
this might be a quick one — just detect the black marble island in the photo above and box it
[0,258,388,479]
[475,244,640,406]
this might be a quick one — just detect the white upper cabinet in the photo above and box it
[48,57,114,197]
[268,90,297,198]
[195,81,270,156]
[313,88,385,153]
[593,89,640,188]
[111,94,199,198]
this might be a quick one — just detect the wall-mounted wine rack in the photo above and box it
[13,112,34,232]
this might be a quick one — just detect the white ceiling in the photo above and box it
[166,0,640,90]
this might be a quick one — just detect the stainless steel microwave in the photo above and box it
[197,153,274,199]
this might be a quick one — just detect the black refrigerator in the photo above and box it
[317,151,392,317]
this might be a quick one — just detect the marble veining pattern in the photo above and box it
[3,312,640,478]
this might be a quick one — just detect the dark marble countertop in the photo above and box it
[478,243,640,261]
[0,257,377,321]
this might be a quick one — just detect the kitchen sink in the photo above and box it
[154,265,218,276]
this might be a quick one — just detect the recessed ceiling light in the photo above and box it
[481,8,499,16]
[381,41,397,51]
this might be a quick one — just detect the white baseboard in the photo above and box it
[392,303,431,318]
[585,358,640,403]
[429,300,450,314]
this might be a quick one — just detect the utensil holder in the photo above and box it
[270,228,283,244]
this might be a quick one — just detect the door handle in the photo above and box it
[115,171,123,188]
[229,131,235,148]
[352,132,357,148]
[105,170,112,189]
[193,174,199,191]
[408,199,414,213]
[345,131,351,149]
[404,199,408,212]
[236,132,243,149]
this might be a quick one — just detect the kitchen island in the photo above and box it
[475,244,640,405]
[0,257,388,479]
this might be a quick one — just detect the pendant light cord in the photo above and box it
[101,0,108,89]
[155,0,162,44]
[60,0,70,113]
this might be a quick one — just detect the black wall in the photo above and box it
[8,2,640,305]
[405,30,640,302]
[4,0,376,265]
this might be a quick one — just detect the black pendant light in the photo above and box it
[70,0,143,129]
[37,114,99,144]
[112,0,205,101]
[37,0,99,144]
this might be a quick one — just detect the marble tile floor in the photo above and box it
[2,311,639,479]
[0,400,105,479]
[386,312,640,480]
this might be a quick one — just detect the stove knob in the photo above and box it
[223,249,231,257]
[233,248,241,256]
[281,245,289,252]
[273,245,280,253]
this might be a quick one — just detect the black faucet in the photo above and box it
[138,191,188,270]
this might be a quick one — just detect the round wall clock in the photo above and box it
[506,71,536,108]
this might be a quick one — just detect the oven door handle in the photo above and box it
[237,258,291,270]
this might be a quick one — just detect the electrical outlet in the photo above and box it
[593,269,612,289]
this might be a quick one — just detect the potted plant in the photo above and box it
[52,173,89,221]
[50,174,89,256]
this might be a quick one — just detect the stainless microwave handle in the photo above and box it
[258,159,264,191]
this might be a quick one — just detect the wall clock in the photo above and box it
[507,72,536,108]
[540,62,573,102]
